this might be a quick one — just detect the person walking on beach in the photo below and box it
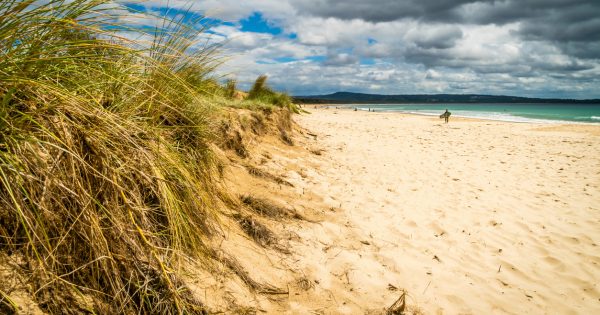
[440,109,451,123]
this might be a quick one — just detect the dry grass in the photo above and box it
[0,0,229,313]
[386,290,406,315]
[234,214,277,247]
[310,148,324,155]
[240,195,291,218]
[247,75,300,114]
[0,290,17,314]
[277,109,295,145]
[217,107,296,160]
[245,165,294,187]
[0,1,303,313]
[214,252,287,295]
[220,120,249,158]
[249,112,268,135]
[280,129,294,146]
[295,277,314,291]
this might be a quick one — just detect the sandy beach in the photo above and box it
[225,108,600,314]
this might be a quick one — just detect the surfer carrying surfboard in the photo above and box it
[440,109,451,123]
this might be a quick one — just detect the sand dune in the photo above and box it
[246,108,600,314]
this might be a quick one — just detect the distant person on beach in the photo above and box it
[440,109,451,123]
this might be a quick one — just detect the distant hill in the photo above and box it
[294,92,600,104]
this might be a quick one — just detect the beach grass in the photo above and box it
[247,74,300,114]
[0,0,296,313]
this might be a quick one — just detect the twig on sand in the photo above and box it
[422,281,431,295]
[386,290,406,315]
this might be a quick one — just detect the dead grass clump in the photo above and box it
[309,148,323,155]
[296,277,314,291]
[386,290,424,315]
[246,164,268,177]
[278,107,293,130]
[250,112,267,135]
[280,129,294,146]
[386,290,406,315]
[245,165,293,187]
[277,109,295,145]
[219,104,298,153]
[228,306,258,315]
[218,109,274,158]
[240,195,296,219]
[223,127,249,158]
[215,252,287,295]
[235,214,276,247]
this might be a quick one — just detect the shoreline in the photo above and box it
[301,103,600,126]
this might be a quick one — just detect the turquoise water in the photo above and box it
[354,103,600,124]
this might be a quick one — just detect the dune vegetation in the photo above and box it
[0,0,297,313]
[247,75,298,113]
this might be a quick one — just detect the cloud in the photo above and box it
[460,0,600,59]
[288,0,600,60]
[290,0,478,23]
[406,24,463,49]
[324,53,359,66]
[128,0,295,22]
[119,0,600,98]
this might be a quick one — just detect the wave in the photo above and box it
[358,108,600,125]
[353,104,600,124]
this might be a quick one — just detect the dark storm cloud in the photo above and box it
[560,42,600,60]
[460,0,591,25]
[402,46,469,69]
[293,1,600,49]
[292,0,600,63]
[528,59,594,72]
[292,0,598,27]
[291,0,479,23]
[519,18,600,43]
[411,26,463,49]
[473,0,600,50]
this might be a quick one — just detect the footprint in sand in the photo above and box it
[561,236,581,245]
[405,220,418,228]
[427,222,447,237]
[543,256,567,272]
[501,262,534,282]
[444,295,467,308]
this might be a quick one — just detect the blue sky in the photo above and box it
[121,0,600,99]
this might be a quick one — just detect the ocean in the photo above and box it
[353,103,600,124]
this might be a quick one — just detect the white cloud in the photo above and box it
[118,0,600,98]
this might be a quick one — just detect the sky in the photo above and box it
[120,0,600,99]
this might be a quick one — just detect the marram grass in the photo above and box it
[0,0,286,313]
[247,75,300,113]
